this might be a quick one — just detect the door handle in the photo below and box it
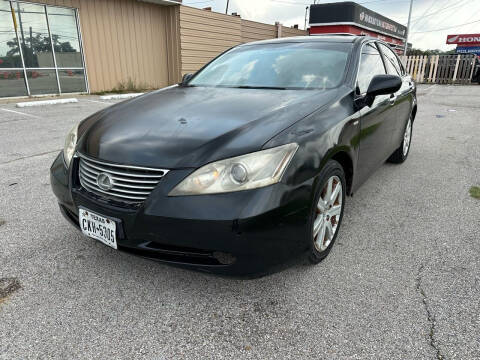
[389,94,397,105]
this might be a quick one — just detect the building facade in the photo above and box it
[0,0,306,98]
[0,0,183,97]
[309,2,407,54]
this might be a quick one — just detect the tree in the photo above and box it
[4,33,76,68]
[407,48,456,56]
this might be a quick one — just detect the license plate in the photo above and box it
[79,208,117,249]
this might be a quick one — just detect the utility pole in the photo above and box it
[403,0,414,55]
[16,2,25,48]
[225,0,229,14]
[304,6,309,30]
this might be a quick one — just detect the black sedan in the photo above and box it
[51,35,417,276]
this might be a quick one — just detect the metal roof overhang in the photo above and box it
[136,0,181,6]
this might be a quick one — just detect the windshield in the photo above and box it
[189,42,352,90]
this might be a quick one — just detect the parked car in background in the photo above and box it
[50,35,417,276]
[472,56,480,84]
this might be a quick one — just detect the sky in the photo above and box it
[181,0,480,51]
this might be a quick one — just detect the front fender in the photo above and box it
[264,89,360,191]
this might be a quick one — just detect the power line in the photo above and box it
[411,0,472,34]
[409,0,436,28]
[411,19,480,33]
[395,0,471,26]
[412,0,470,22]
[463,6,480,23]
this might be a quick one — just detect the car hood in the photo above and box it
[78,85,339,168]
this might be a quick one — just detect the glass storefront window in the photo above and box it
[58,69,86,93]
[0,70,27,97]
[15,2,55,68]
[26,69,58,95]
[47,7,83,68]
[0,1,87,97]
[0,1,23,68]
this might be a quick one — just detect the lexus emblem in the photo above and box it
[97,172,114,191]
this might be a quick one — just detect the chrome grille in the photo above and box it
[78,153,169,203]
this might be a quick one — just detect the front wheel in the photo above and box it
[308,160,346,264]
[388,116,412,164]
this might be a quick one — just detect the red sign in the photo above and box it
[446,34,480,45]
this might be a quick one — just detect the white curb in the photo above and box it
[16,98,78,108]
[100,93,144,100]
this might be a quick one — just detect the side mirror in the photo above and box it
[363,74,402,107]
[181,73,194,86]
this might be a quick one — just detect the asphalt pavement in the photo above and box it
[0,85,479,359]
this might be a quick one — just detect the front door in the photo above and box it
[355,42,399,186]
[377,43,414,147]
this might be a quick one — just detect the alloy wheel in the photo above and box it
[313,175,343,252]
[403,118,412,157]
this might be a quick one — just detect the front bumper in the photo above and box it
[50,152,313,276]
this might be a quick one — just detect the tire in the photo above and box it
[308,160,346,264]
[388,115,413,164]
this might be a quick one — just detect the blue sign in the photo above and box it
[456,46,480,55]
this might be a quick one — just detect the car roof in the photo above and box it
[239,35,368,47]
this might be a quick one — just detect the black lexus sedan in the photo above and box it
[50,35,417,276]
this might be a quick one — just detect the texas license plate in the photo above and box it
[79,208,117,249]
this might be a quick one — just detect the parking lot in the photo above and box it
[0,85,479,359]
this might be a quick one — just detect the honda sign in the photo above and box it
[446,34,480,46]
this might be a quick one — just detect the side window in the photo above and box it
[399,57,406,76]
[356,43,386,95]
[378,43,402,76]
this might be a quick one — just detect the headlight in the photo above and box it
[169,143,298,196]
[63,124,78,168]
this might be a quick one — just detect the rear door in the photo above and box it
[377,43,413,147]
[355,42,397,185]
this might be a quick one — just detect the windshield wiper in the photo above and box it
[233,85,288,90]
